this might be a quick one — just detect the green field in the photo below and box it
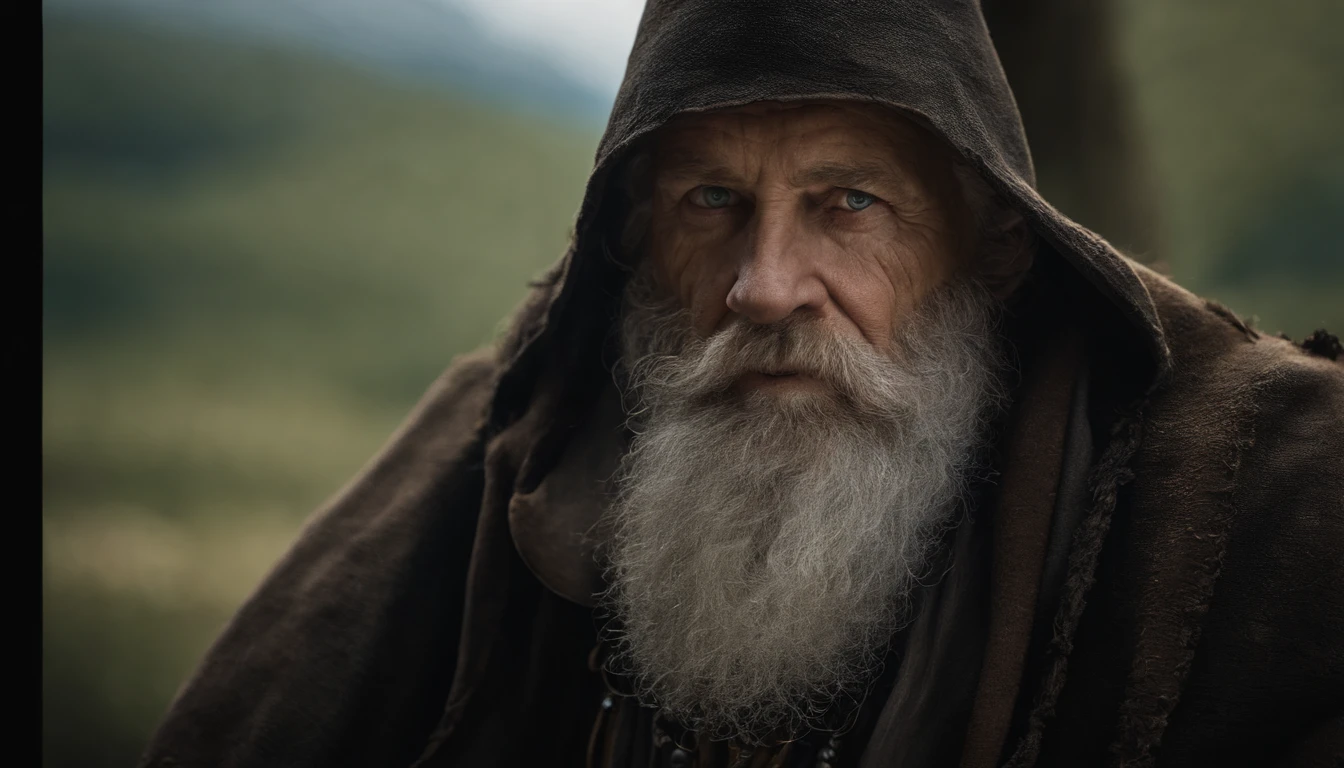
[42,8,1340,768]
[43,14,598,768]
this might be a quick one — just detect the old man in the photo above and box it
[139,1,1344,767]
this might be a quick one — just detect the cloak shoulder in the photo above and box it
[1034,265,1344,767]
[138,349,500,768]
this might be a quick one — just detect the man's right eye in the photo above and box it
[693,186,738,209]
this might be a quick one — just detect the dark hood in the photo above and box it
[487,0,1172,453]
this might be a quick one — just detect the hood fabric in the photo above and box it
[488,0,1171,445]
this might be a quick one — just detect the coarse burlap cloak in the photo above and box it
[139,1,1344,766]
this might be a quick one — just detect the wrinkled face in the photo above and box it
[608,102,1017,742]
[646,101,980,391]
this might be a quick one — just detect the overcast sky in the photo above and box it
[452,0,646,96]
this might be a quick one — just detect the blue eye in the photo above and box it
[698,186,735,208]
[844,191,875,211]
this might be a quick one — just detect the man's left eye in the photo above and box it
[843,191,876,211]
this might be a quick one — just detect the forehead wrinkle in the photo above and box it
[653,106,938,196]
[656,151,743,186]
[655,138,765,189]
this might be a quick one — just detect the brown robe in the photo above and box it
[138,1,1344,766]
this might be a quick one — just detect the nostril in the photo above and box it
[727,274,813,326]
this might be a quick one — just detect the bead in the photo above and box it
[668,747,691,767]
[601,695,614,711]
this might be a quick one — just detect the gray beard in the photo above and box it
[602,266,1010,744]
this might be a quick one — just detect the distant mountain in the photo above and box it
[41,0,614,124]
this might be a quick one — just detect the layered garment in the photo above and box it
[139,1,1344,766]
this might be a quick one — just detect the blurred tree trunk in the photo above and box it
[982,0,1164,264]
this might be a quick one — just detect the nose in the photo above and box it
[725,206,828,325]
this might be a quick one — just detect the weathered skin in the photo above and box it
[648,101,983,350]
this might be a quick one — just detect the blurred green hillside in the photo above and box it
[43,14,596,768]
[42,5,1342,768]
[1120,0,1344,334]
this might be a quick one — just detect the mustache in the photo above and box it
[629,312,902,414]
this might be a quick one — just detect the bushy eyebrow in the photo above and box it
[789,161,898,190]
[655,151,744,186]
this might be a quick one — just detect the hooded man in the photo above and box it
[138,2,1344,767]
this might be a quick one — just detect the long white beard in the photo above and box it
[601,266,1010,743]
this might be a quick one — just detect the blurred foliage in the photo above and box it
[41,4,1341,768]
[43,14,595,768]
[1120,0,1344,333]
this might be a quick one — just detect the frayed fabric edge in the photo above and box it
[1002,402,1146,768]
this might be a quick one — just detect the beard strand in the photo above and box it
[601,265,1010,744]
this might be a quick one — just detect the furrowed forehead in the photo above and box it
[647,100,956,197]
[651,102,937,188]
